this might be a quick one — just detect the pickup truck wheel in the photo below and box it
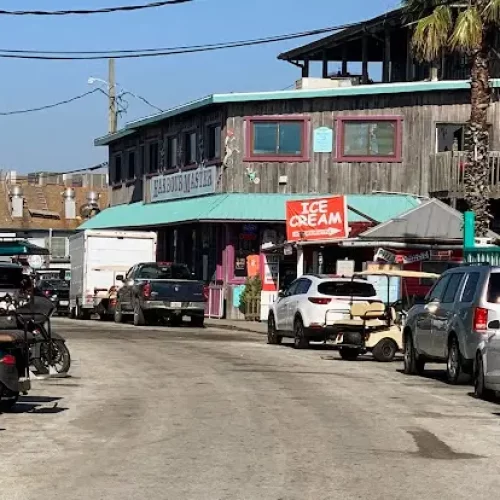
[114,302,124,323]
[133,304,146,326]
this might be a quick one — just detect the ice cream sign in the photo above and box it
[286,196,348,242]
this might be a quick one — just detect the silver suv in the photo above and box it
[403,264,500,384]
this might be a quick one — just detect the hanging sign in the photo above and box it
[286,196,348,242]
[150,165,216,202]
[313,127,333,153]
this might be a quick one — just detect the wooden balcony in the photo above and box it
[429,151,500,198]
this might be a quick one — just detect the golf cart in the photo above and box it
[333,269,440,362]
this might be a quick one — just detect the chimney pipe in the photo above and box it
[62,187,76,219]
[10,185,23,218]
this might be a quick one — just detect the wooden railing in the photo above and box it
[429,151,500,195]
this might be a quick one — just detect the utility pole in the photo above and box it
[108,58,117,134]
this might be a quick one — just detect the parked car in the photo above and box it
[267,274,383,348]
[403,264,500,384]
[34,279,70,315]
[114,262,207,327]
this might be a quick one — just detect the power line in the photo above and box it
[0,0,193,16]
[0,89,101,116]
[0,24,360,60]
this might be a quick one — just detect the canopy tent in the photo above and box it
[0,240,50,256]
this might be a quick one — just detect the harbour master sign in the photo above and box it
[150,165,216,203]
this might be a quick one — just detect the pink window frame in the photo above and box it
[336,115,403,163]
[244,115,311,162]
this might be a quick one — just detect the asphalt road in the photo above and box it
[2,318,500,500]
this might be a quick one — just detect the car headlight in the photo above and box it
[51,294,57,300]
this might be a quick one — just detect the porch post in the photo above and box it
[322,51,329,78]
[383,28,391,83]
[405,28,413,81]
[361,34,369,84]
[302,58,310,78]
[342,45,348,75]
[297,245,304,278]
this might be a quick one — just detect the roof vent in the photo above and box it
[62,187,76,219]
[10,185,23,218]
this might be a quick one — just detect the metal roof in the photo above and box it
[359,198,500,241]
[77,193,421,230]
[93,79,500,146]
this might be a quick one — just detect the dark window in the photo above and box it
[127,150,136,179]
[125,267,135,280]
[295,279,312,295]
[233,224,259,278]
[137,264,191,280]
[286,280,300,296]
[184,131,197,165]
[317,281,376,297]
[113,155,122,184]
[426,275,451,302]
[166,136,178,169]
[207,124,221,160]
[487,273,500,303]
[148,142,159,173]
[338,117,402,161]
[252,120,303,156]
[0,267,23,289]
[442,273,464,303]
[460,272,480,303]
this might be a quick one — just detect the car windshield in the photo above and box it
[318,281,376,297]
[42,280,69,289]
[487,273,500,303]
[138,264,192,280]
[0,267,24,289]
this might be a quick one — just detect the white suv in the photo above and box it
[267,274,382,348]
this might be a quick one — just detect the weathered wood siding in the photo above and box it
[221,89,500,197]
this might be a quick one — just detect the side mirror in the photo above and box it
[278,290,285,298]
[116,275,124,282]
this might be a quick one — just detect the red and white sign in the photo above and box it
[286,196,348,242]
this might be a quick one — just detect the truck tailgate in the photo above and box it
[149,280,204,302]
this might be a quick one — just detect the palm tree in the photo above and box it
[403,0,500,236]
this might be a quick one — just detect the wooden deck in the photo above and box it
[429,151,500,198]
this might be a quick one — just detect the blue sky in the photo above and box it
[0,0,399,173]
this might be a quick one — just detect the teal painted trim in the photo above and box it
[95,79,500,146]
[463,211,475,249]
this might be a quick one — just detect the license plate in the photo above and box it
[171,302,182,308]
[60,300,69,306]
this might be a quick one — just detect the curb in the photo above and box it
[205,321,266,335]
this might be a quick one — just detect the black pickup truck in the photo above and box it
[114,262,207,327]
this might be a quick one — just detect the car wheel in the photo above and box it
[403,331,424,375]
[191,316,204,328]
[339,348,360,361]
[114,302,124,323]
[372,338,398,362]
[267,314,282,345]
[474,353,495,400]
[133,303,146,326]
[446,337,469,385]
[293,317,309,349]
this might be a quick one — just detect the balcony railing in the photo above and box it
[429,151,500,195]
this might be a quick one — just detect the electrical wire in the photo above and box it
[0,0,193,16]
[0,89,101,116]
[0,24,360,60]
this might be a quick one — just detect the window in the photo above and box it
[245,117,310,162]
[487,273,500,303]
[127,150,136,180]
[286,280,300,296]
[426,275,451,302]
[318,281,376,298]
[137,264,191,280]
[442,273,464,303]
[421,261,460,286]
[166,136,178,169]
[148,142,159,174]
[184,131,197,165]
[295,279,312,295]
[111,154,122,184]
[337,117,402,162]
[233,224,259,278]
[207,124,221,161]
[460,272,480,303]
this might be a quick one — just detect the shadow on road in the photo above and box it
[4,395,68,415]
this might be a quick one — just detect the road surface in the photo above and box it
[2,318,500,500]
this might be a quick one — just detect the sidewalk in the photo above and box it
[205,318,267,335]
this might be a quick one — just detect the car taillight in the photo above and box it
[203,285,209,302]
[0,354,16,366]
[308,297,331,305]
[44,290,51,297]
[143,282,152,299]
[473,307,489,332]
[109,298,117,307]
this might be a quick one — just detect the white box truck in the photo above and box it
[69,230,157,320]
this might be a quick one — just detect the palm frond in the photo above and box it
[411,5,452,61]
[482,0,500,23]
[449,7,483,52]
[402,0,454,23]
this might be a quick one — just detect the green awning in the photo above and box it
[0,241,50,256]
[78,193,421,230]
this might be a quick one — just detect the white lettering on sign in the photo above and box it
[150,165,216,202]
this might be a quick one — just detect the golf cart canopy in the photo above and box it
[355,270,440,279]
[0,240,49,257]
